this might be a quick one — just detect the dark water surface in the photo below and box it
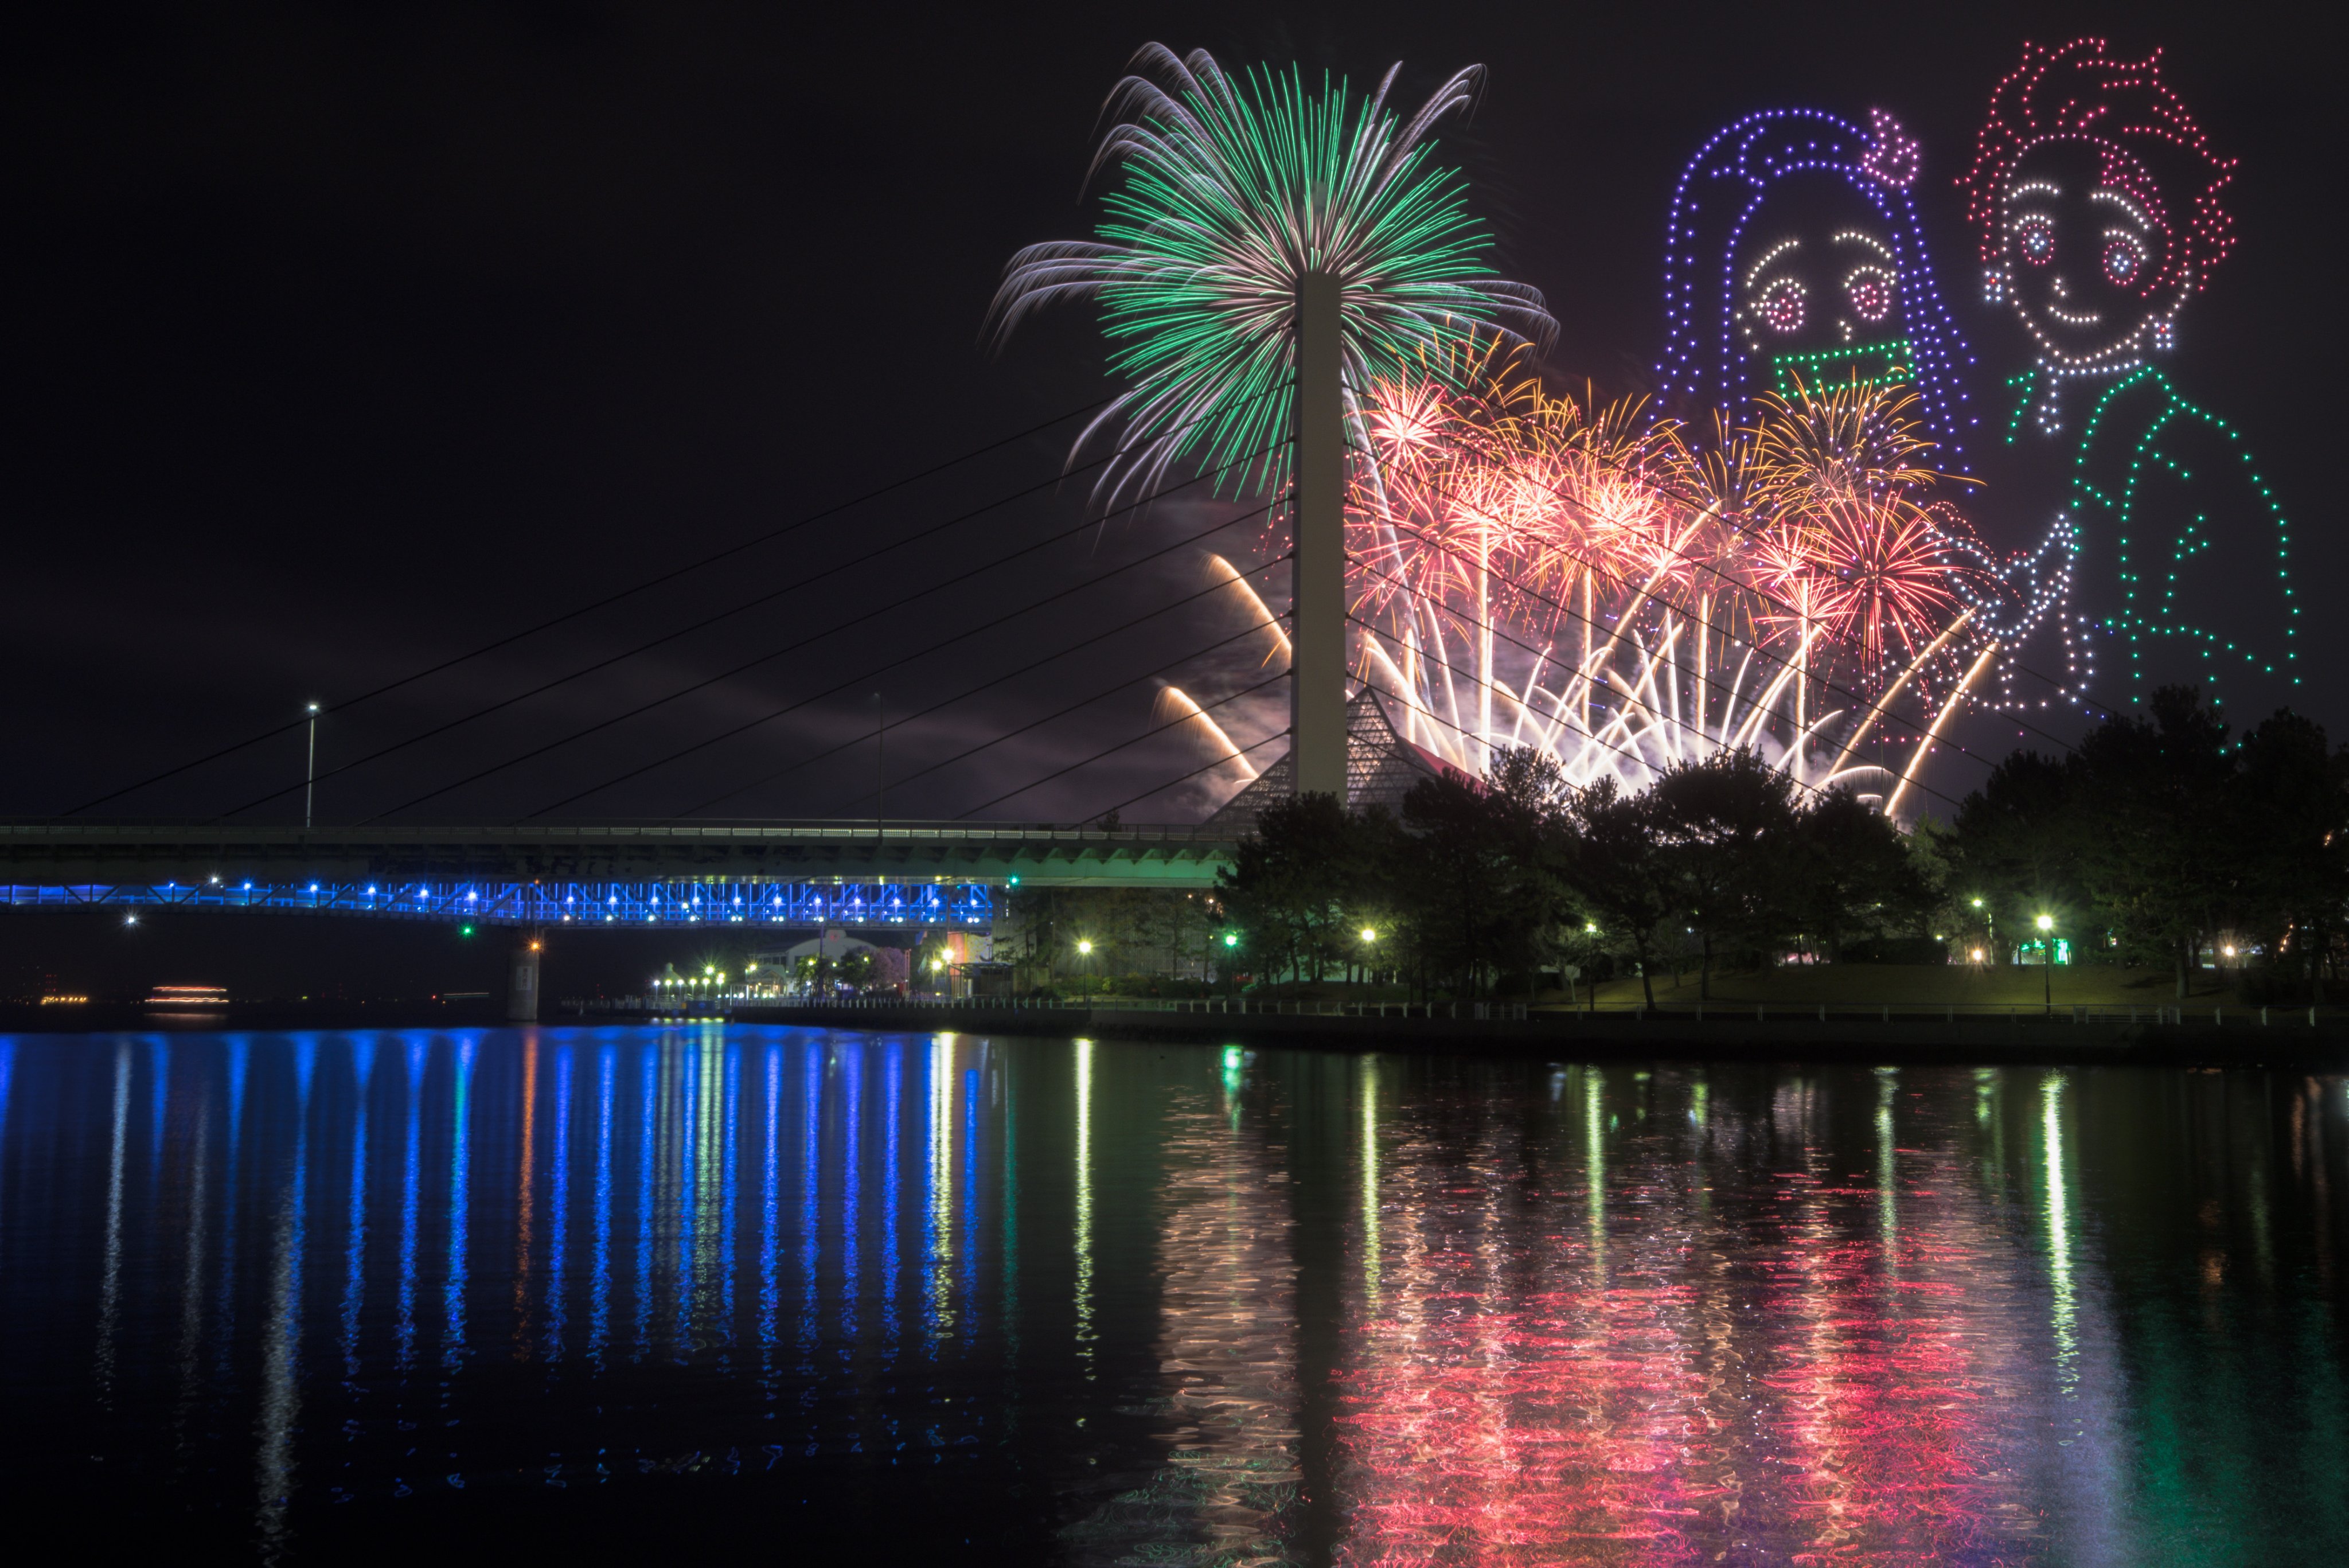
[3,1026,2344,1565]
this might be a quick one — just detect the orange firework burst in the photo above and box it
[1328,348,1984,799]
[1743,383,1985,692]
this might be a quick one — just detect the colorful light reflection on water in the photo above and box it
[1,1028,2344,1564]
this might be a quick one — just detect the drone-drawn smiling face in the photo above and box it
[1999,138,2182,370]
[1734,175,1910,388]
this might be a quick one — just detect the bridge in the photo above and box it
[2,290,1369,1020]
[0,820,1233,893]
[1,820,1241,1020]
[0,818,1233,932]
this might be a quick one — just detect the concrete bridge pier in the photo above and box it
[507,932,543,1022]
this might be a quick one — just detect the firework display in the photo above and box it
[987,43,1552,502]
[1962,38,2299,713]
[1347,353,1995,801]
[997,41,2300,816]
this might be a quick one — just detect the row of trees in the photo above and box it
[989,688,2344,1004]
[1944,687,2349,999]
[1219,746,1931,1004]
[995,886,1223,993]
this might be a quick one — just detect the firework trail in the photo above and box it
[1152,684,1263,785]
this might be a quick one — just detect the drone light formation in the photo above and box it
[1657,107,1977,465]
[1964,38,2295,712]
[1960,37,2234,428]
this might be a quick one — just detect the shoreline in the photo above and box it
[704,1000,2349,1067]
[5,999,2345,1067]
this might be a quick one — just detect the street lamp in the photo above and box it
[1076,938,1094,1003]
[304,702,321,829]
[2035,913,2054,1013]
[1970,895,1996,957]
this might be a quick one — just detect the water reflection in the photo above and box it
[1,1028,2345,1563]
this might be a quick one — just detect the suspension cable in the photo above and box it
[1082,729,1293,823]
[949,669,1293,820]
[388,493,1289,821]
[61,389,1121,815]
[216,420,1289,821]
[677,556,1290,817]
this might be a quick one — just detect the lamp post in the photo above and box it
[304,702,321,829]
[2036,913,2054,1015]
[1077,938,1094,1003]
[872,691,885,842]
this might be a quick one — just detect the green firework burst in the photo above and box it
[989,44,1553,500]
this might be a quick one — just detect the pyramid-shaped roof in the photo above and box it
[1205,689,1459,834]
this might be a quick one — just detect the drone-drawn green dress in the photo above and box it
[2008,362,2300,716]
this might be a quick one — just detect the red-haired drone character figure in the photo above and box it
[1962,38,2297,713]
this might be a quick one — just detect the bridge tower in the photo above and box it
[1290,271,1348,799]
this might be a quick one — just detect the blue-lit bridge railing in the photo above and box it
[0,879,992,929]
[0,820,1232,889]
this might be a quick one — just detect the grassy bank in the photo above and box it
[1578,963,2237,1011]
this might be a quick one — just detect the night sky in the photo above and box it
[5,1,2342,838]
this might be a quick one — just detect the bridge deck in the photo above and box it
[0,821,1235,888]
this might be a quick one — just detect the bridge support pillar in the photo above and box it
[507,933,543,1023]
[1290,270,1348,799]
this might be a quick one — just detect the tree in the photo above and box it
[999,886,1228,992]
[1947,748,2086,961]
[1216,791,1360,983]
[1564,777,1675,1009]
[1944,687,2348,1001]
[2229,709,2349,1000]
[1393,749,1577,1000]
[1394,770,1499,997]
[1481,746,1580,994]
[912,929,956,992]
[1344,806,1413,986]
[1645,748,1807,999]
[1001,885,1076,992]
[1793,787,1933,961]
[2071,687,2232,997]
